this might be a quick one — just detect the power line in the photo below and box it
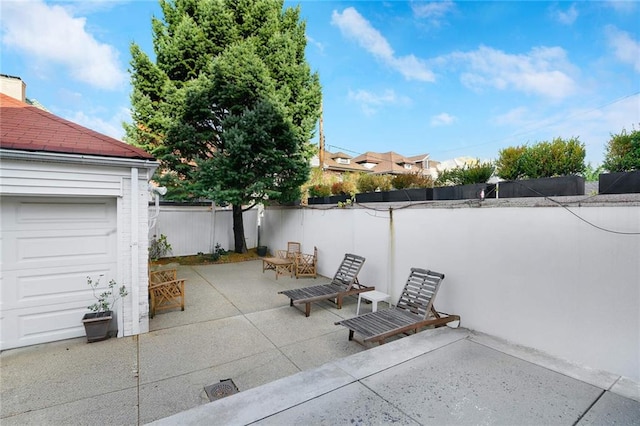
[432,90,640,156]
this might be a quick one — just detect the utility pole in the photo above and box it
[318,101,325,169]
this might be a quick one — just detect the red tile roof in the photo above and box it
[0,93,154,160]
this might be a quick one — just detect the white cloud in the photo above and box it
[0,0,126,90]
[446,45,578,100]
[430,112,456,126]
[605,26,640,72]
[348,89,411,115]
[69,106,130,141]
[492,107,531,127]
[331,7,435,82]
[306,35,325,54]
[411,0,455,26]
[489,94,640,164]
[603,0,637,14]
[551,3,579,25]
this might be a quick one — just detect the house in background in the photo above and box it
[310,150,369,175]
[353,151,440,178]
[311,150,441,178]
[0,76,158,350]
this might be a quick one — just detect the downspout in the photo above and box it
[388,207,394,298]
[130,168,140,335]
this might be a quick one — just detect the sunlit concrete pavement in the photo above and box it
[1,260,638,425]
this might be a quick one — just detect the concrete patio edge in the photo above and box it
[148,327,469,425]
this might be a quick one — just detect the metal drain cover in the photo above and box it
[204,379,239,402]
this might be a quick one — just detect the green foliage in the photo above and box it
[392,173,433,190]
[206,243,228,261]
[435,161,495,186]
[149,234,172,260]
[127,0,322,252]
[331,181,357,195]
[435,160,495,186]
[356,173,392,192]
[308,184,331,197]
[495,146,527,180]
[86,276,128,315]
[583,163,604,182]
[603,127,640,172]
[496,138,585,180]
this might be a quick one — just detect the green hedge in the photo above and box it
[496,137,585,180]
[603,128,640,172]
[435,160,495,186]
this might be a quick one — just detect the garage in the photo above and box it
[1,80,157,349]
[1,197,118,349]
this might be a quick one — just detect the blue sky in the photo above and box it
[2,1,639,166]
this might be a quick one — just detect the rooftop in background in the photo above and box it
[313,150,441,176]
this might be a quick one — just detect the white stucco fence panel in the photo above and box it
[261,202,640,382]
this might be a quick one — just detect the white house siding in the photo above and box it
[0,155,156,348]
[261,200,640,382]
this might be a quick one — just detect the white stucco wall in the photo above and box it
[262,199,640,382]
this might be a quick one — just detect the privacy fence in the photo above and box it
[261,196,639,382]
[149,202,258,256]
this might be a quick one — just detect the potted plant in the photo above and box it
[599,128,640,194]
[355,173,392,203]
[306,183,332,204]
[495,138,586,198]
[384,173,434,201]
[82,276,128,343]
[433,160,495,200]
[149,234,172,262]
[329,181,356,204]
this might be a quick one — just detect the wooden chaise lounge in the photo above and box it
[335,268,460,344]
[278,253,371,317]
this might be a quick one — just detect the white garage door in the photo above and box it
[1,197,117,350]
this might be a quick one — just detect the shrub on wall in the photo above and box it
[308,184,331,197]
[392,173,433,189]
[357,173,392,192]
[435,160,495,186]
[496,138,585,180]
[495,146,527,180]
[603,127,640,172]
[331,181,357,195]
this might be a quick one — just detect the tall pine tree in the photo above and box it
[126,0,321,253]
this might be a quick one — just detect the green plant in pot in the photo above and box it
[149,234,172,261]
[82,276,128,343]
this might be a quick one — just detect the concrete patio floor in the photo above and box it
[1,259,638,425]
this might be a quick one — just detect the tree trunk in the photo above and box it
[232,204,247,253]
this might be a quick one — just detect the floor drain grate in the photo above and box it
[204,379,239,402]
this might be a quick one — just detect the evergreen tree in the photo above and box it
[126,0,321,252]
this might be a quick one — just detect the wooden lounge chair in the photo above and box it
[279,253,371,317]
[295,246,318,278]
[149,268,185,318]
[335,268,460,344]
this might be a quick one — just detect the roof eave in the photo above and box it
[0,148,159,172]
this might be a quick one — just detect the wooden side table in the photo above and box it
[356,290,391,315]
[262,257,294,279]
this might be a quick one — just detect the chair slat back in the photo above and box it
[331,253,366,289]
[287,242,301,256]
[395,268,445,319]
[149,268,177,286]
